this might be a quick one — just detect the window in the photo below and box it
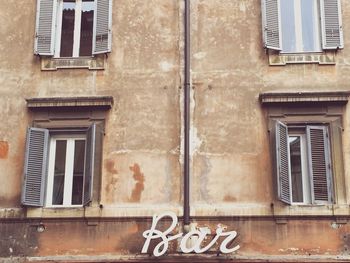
[34,0,112,57]
[262,0,343,53]
[56,0,95,57]
[21,125,98,207]
[21,96,113,208]
[260,91,349,206]
[46,136,87,207]
[275,122,332,204]
[280,0,321,53]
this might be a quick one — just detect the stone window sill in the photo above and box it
[40,55,106,71]
[268,50,336,65]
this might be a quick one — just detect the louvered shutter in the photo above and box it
[21,128,49,206]
[261,0,282,50]
[83,124,96,205]
[307,126,333,204]
[93,0,112,54]
[34,0,57,55]
[320,0,344,49]
[275,121,292,204]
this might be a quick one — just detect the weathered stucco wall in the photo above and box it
[190,0,350,215]
[1,218,350,260]
[0,0,183,211]
[0,0,350,261]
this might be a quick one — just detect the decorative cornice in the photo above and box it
[259,91,350,104]
[26,96,114,109]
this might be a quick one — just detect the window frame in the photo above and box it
[22,125,98,208]
[46,134,87,208]
[288,132,311,205]
[276,121,333,205]
[34,0,112,64]
[22,96,113,209]
[261,0,344,65]
[260,91,349,207]
[280,0,322,54]
[54,0,95,58]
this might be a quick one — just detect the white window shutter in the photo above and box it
[93,0,112,54]
[275,121,292,204]
[261,0,282,50]
[34,0,57,56]
[83,124,96,205]
[320,0,344,49]
[21,128,49,206]
[307,126,333,204]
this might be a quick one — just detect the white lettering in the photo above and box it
[141,212,240,257]
[219,230,240,253]
[141,212,182,257]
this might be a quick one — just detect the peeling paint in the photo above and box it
[223,195,237,202]
[104,159,119,196]
[1,0,350,260]
[105,159,118,174]
[0,141,9,159]
[129,163,145,202]
[193,52,207,60]
[190,126,202,155]
[159,61,173,72]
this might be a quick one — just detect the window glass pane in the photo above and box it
[60,0,76,57]
[289,136,303,203]
[281,0,296,52]
[301,0,320,52]
[79,0,94,56]
[52,140,67,205]
[71,140,86,205]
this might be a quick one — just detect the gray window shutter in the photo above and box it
[320,0,344,49]
[83,124,96,205]
[34,0,57,56]
[307,126,333,204]
[93,0,112,54]
[261,0,282,50]
[21,128,49,206]
[275,121,292,204]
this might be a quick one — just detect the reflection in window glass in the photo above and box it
[301,0,321,52]
[79,0,94,56]
[60,0,76,57]
[52,140,67,205]
[289,136,303,203]
[281,0,296,53]
[280,0,321,53]
[72,140,86,205]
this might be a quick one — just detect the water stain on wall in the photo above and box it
[129,163,145,202]
[104,159,119,202]
[223,195,237,202]
[0,141,9,159]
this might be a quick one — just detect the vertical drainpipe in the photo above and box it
[184,0,191,228]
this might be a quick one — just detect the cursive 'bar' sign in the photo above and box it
[141,212,240,257]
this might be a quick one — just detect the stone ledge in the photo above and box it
[26,96,114,109]
[2,204,349,220]
[8,254,350,263]
[268,50,336,65]
[259,91,350,104]
[40,56,105,71]
[192,203,350,217]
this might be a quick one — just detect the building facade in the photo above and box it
[1,0,350,262]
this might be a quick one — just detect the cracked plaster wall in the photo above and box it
[0,0,350,259]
